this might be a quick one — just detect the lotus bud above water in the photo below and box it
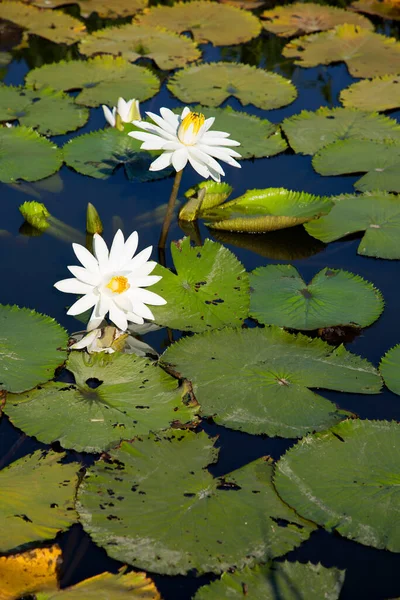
[86,202,103,235]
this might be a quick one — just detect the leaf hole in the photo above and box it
[86,377,103,389]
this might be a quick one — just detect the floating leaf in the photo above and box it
[283,24,400,78]
[5,351,197,453]
[350,0,400,21]
[194,561,345,600]
[79,23,200,71]
[250,265,384,330]
[167,62,297,109]
[0,450,77,552]
[274,419,400,552]
[0,85,89,135]
[261,2,372,37]
[21,0,147,17]
[340,75,400,112]
[150,237,249,332]
[63,128,170,181]
[200,188,333,233]
[0,1,86,44]
[0,305,67,393]
[135,1,261,46]
[305,192,400,260]
[161,326,381,438]
[77,430,315,575]
[0,545,61,600]
[380,345,400,395]
[0,126,62,183]
[312,139,400,193]
[282,107,400,155]
[25,56,160,107]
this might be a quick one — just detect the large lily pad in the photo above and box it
[25,56,160,107]
[250,265,384,330]
[79,23,200,71]
[21,0,147,17]
[0,305,67,393]
[0,126,63,183]
[0,450,78,552]
[0,1,86,45]
[150,237,249,332]
[63,128,171,181]
[194,561,345,600]
[312,139,400,193]
[380,344,400,395]
[261,3,372,37]
[0,85,89,135]
[282,107,400,156]
[283,24,400,78]
[5,351,197,453]
[199,188,333,233]
[351,0,400,21]
[134,1,261,46]
[167,62,297,109]
[274,419,400,552]
[160,326,381,438]
[305,192,400,260]
[77,430,315,574]
[340,75,400,112]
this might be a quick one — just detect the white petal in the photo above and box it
[133,288,167,306]
[73,243,99,272]
[171,147,189,172]
[208,165,222,182]
[203,116,215,132]
[129,299,155,321]
[67,293,98,316]
[190,147,225,176]
[67,266,100,286]
[197,144,242,167]
[134,260,157,277]
[199,135,241,147]
[97,293,111,317]
[87,307,106,331]
[149,151,174,172]
[108,229,125,270]
[93,233,109,270]
[187,154,211,179]
[202,130,230,139]
[128,131,168,150]
[181,107,191,119]
[159,141,182,151]
[109,303,128,331]
[160,107,180,128]
[133,120,176,140]
[102,105,116,127]
[123,230,139,263]
[70,329,99,350]
[126,311,145,325]
[117,97,129,121]
[132,275,162,287]
[127,245,153,271]
[146,111,177,135]
[114,294,133,312]
[54,278,93,295]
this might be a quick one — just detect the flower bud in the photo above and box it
[86,202,103,235]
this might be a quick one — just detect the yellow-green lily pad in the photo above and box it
[340,75,400,112]
[350,0,400,21]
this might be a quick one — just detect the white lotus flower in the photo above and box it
[54,230,166,332]
[102,98,141,131]
[128,106,241,182]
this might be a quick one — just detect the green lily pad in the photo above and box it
[167,62,297,109]
[283,24,400,78]
[0,450,78,552]
[250,265,384,330]
[134,1,261,46]
[305,192,400,260]
[312,139,400,193]
[79,23,201,70]
[261,2,372,37]
[380,345,400,395]
[23,0,147,17]
[0,126,63,183]
[161,326,381,438]
[194,561,345,600]
[63,128,171,181]
[25,56,160,108]
[0,85,89,135]
[282,108,400,155]
[274,419,400,552]
[77,430,315,574]
[150,237,249,332]
[0,305,67,393]
[340,75,400,112]
[5,351,197,453]
[350,0,400,21]
[198,188,333,233]
[0,1,86,45]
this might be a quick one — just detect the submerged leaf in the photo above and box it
[274,419,400,552]
[305,192,400,259]
[340,75,400,112]
[77,430,315,575]
[134,1,261,46]
[350,0,400,21]
[283,24,400,78]
[380,344,400,395]
[167,62,297,109]
[151,237,249,332]
[161,326,380,438]
[0,545,60,600]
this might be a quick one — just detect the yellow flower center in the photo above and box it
[178,112,205,145]
[106,275,130,294]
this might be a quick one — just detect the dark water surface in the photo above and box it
[1,10,400,599]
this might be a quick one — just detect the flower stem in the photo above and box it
[158,169,183,253]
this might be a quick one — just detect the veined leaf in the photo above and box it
[380,344,400,395]
[340,75,400,112]
[351,0,400,21]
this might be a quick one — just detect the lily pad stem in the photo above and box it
[158,169,183,253]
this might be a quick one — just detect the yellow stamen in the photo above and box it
[106,275,130,294]
[180,111,205,135]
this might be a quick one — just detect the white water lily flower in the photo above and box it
[128,106,241,182]
[102,97,141,131]
[54,230,166,332]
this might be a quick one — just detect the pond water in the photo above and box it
[1,0,400,598]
